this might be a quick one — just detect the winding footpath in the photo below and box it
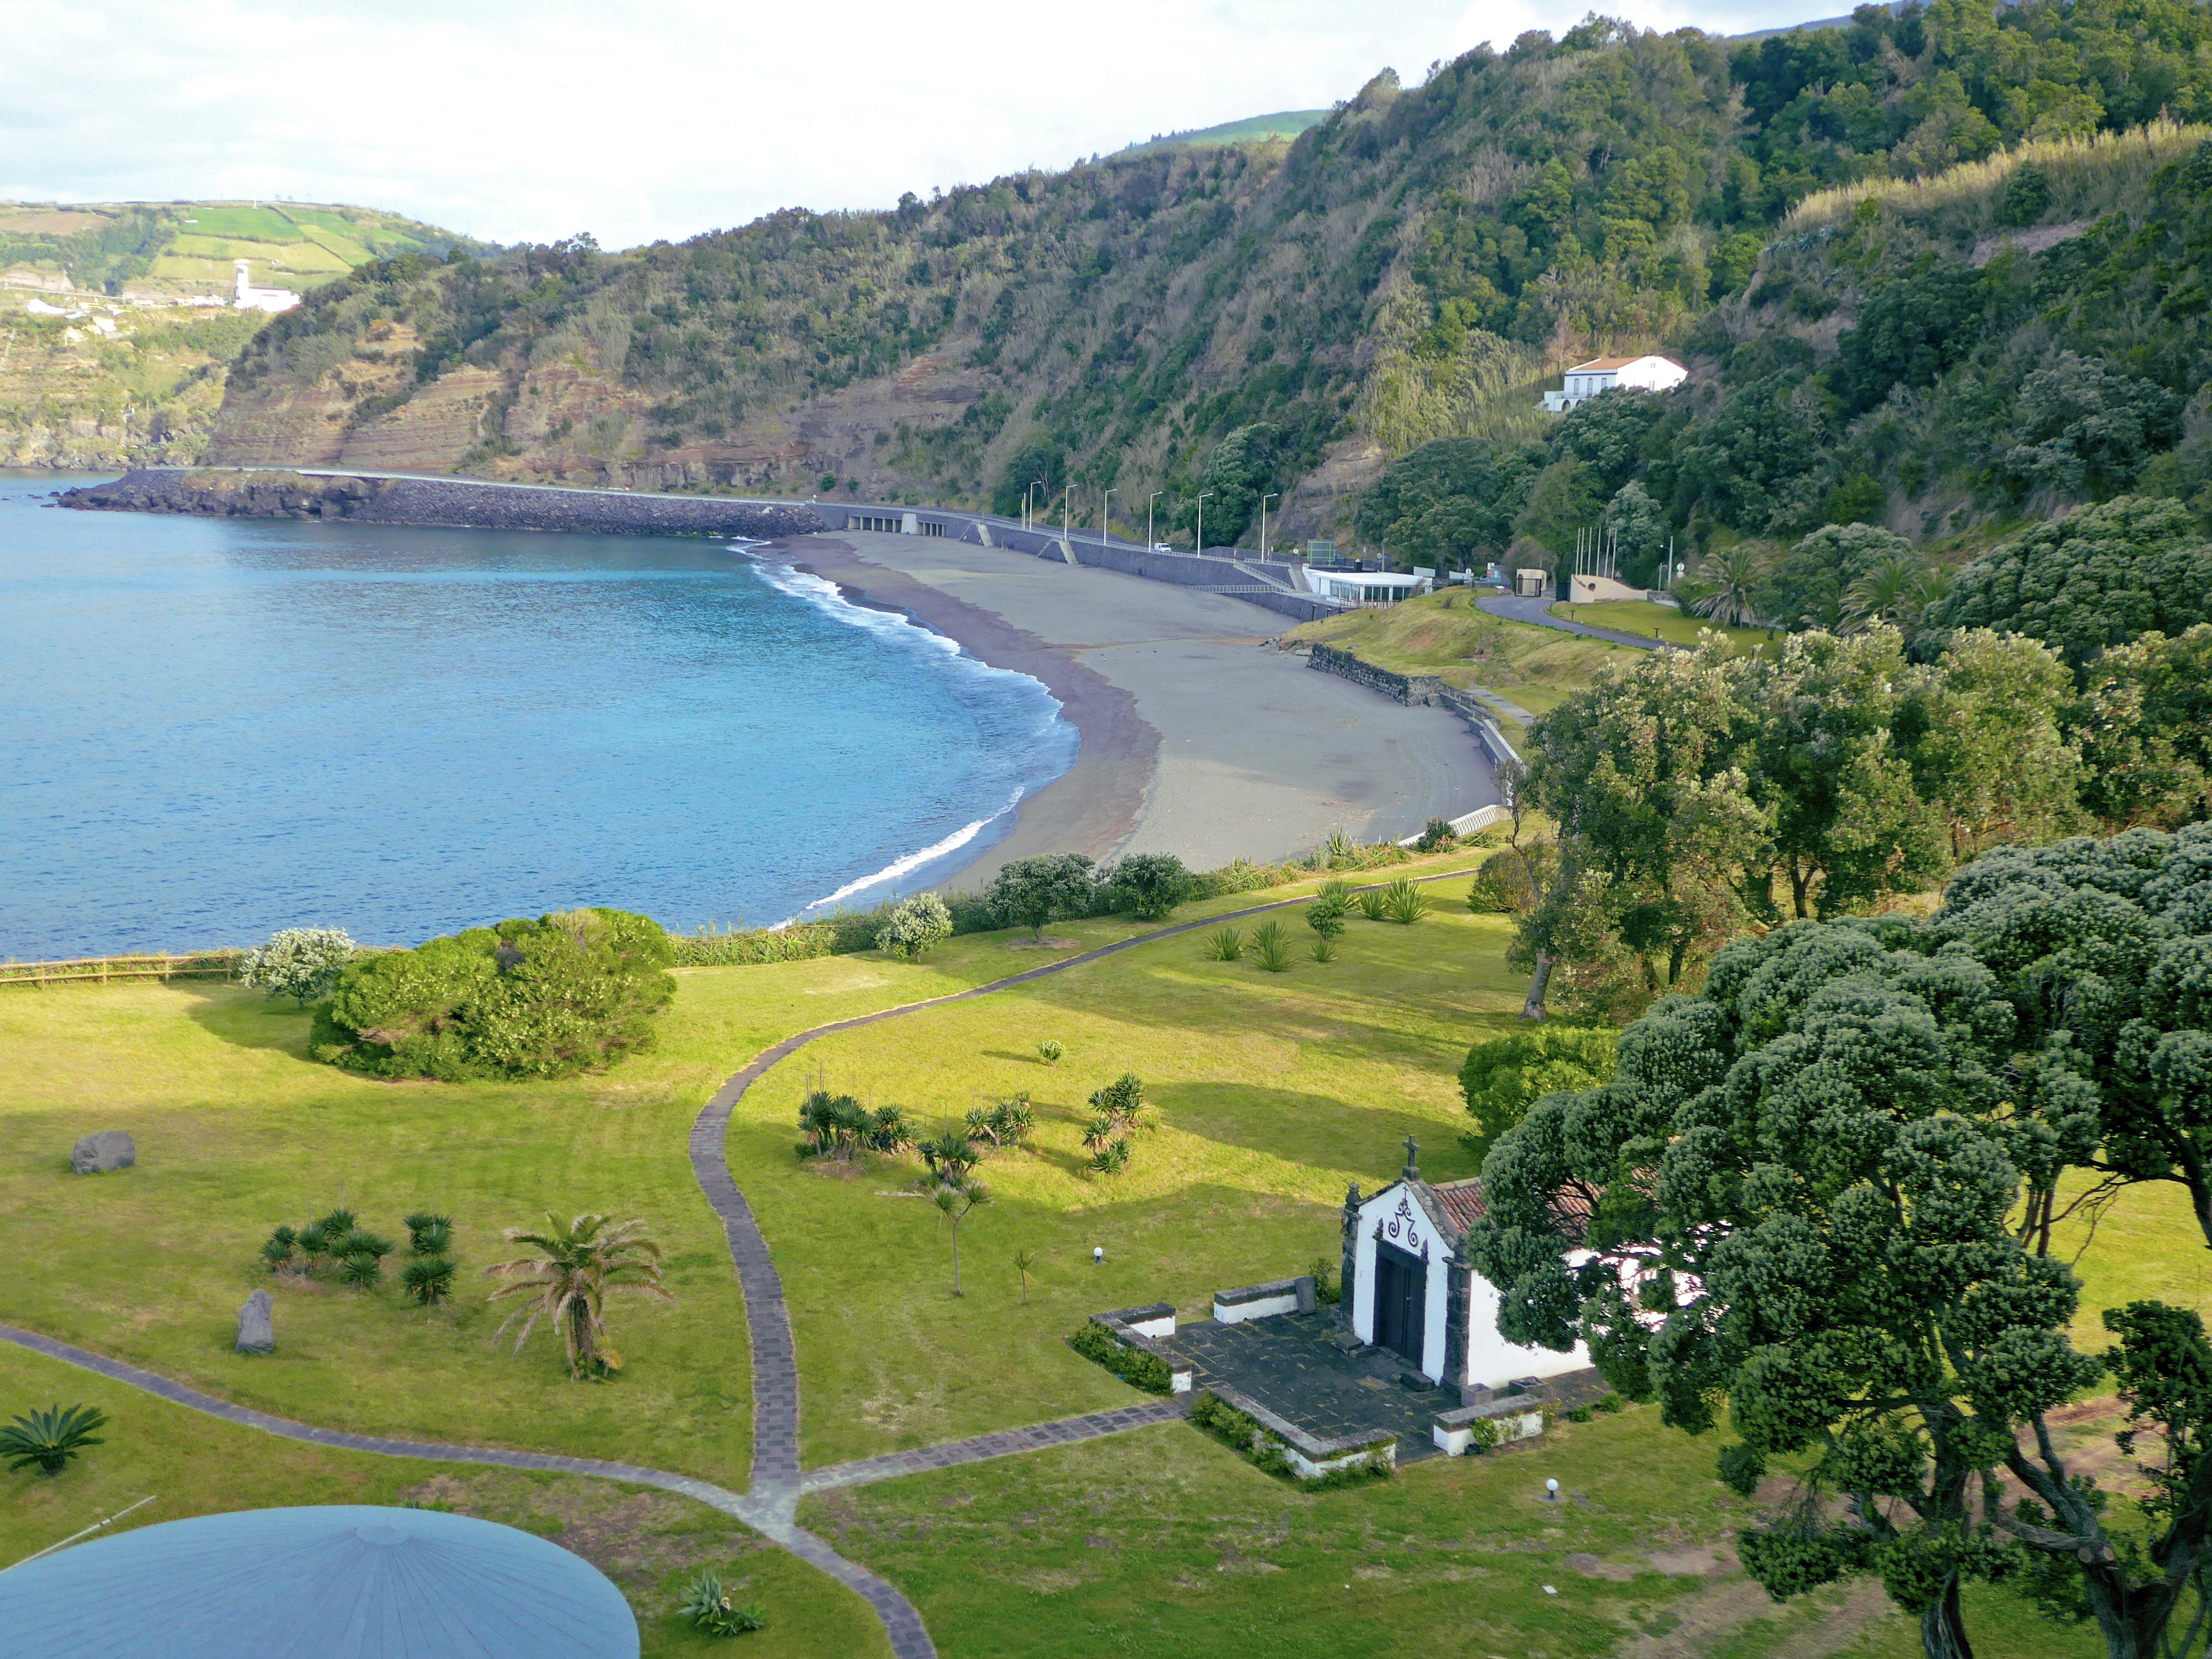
[1476,592,1671,650]
[4,867,1486,1655]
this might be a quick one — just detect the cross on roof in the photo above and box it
[1403,1135,1420,1178]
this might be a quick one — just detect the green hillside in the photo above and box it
[0,199,488,469]
[206,0,2212,551]
[1116,108,1331,156]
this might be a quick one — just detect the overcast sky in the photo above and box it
[4,0,1827,249]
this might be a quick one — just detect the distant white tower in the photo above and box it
[232,258,301,315]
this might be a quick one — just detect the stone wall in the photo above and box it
[57,468,823,541]
[1305,643,1450,706]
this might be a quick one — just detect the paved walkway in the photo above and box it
[6,865,1489,1654]
[1477,593,1672,651]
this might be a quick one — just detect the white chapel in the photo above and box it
[1340,1137,1593,1392]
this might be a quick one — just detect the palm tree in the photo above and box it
[933,1180,988,1296]
[1684,544,1768,629]
[1840,553,1932,633]
[484,1213,673,1378]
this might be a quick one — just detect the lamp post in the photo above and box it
[1195,491,1213,556]
[1258,492,1277,559]
[1147,491,1164,549]
[1062,484,1072,550]
[1026,480,1046,532]
[1100,486,1115,550]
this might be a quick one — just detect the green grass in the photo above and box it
[800,1412,2102,1659]
[1118,109,1330,156]
[1286,588,1639,720]
[0,1342,890,1658]
[175,205,314,241]
[1549,599,1780,653]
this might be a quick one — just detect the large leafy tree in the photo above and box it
[1899,628,2087,863]
[985,853,1097,940]
[1468,921,2172,1659]
[2072,626,2212,831]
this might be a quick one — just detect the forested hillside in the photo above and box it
[206,0,2212,553]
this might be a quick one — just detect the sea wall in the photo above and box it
[56,468,824,541]
[1305,643,1450,706]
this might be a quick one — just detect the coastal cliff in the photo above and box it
[56,468,825,540]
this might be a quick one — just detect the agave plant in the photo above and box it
[403,1256,457,1306]
[1206,926,1244,961]
[1036,1039,1065,1066]
[342,1250,383,1287]
[679,1568,766,1636]
[484,1213,674,1380]
[1684,544,1769,629]
[1380,878,1431,924]
[1251,919,1293,972]
[0,1403,107,1475]
[404,1212,453,1255]
[1312,935,1339,963]
[1356,888,1388,922]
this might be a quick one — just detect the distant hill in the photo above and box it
[0,200,490,470]
[1115,109,1332,157]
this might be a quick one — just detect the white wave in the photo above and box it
[782,789,1022,923]
[738,552,967,662]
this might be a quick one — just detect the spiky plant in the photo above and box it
[404,1212,453,1255]
[316,1207,357,1240]
[403,1256,456,1306]
[679,1568,766,1636]
[260,1236,294,1272]
[1036,1039,1065,1066]
[1013,1248,1037,1304]
[342,1250,383,1287]
[343,1230,394,1261]
[1251,919,1293,972]
[1317,878,1355,910]
[1357,888,1387,921]
[1380,878,1430,924]
[1312,935,1339,963]
[1206,926,1244,961]
[932,1179,989,1296]
[1,1404,107,1475]
[483,1213,674,1380]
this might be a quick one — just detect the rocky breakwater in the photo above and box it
[56,468,826,541]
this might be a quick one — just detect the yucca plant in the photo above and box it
[404,1212,453,1255]
[1,1403,107,1475]
[1318,878,1355,910]
[1380,878,1430,925]
[1087,1138,1133,1176]
[1036,1039,1064,1066]
[316,1207,357,1240]
[918,1129,980,1183]
[679,1567,766,1636]
[1312,935,1339,963]
[260,1236,294,1272]
[1081,1114,1118,1154]
[342,1250,383,1287]
[1357,888,1387,921]
[1251,919,1293,972]
[403,1255,457,1306]
[1206,926,1243,961]
[343,1230,395,1262]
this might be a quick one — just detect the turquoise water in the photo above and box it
[0,475,1076,957]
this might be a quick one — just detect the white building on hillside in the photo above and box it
[233,259,301,315]
[1541,353,1687,413]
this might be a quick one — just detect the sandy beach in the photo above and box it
[774,531,1499,886]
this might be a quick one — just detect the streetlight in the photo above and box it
[1100,486,1115,550]
[1258,492,1278,559]
[1194,491,1213,556]
[1062,484,1073,549]
[1147,491,1164,549]
[1026,479,1047,532]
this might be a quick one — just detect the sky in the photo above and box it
[3,0,1832,250]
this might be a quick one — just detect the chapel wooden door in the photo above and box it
[1374,1242,1426,1367]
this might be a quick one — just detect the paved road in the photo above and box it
[3,865,1492,1653]
[1477,593,1672,651]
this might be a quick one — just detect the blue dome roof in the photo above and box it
[0,1504,640,1659]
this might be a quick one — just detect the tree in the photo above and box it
[986,853,1097,940]
[1603,481,1671,588]
[932,1178,988,1296]
[1458,1025,1618,1147]
[2002,353,2183,501]
[1355,437,1536,568]
[1686,543,1770,629]
[1467,924,2106,1659]
[1898,629,2086,862]
[1512,642,1772,1019]
[1768,523,1910,633]
[992,434,1065,519]
[1513,458,1603,566]
[1751,628,1948,919]
[875,893,954,959]
[1931,822,2212,1253]
[1198,422,1280,546]
[2071,625,2212,830]
[1915,497,2212,670]
[1106,853,1191,921]
[239,927,358,1008]
[484,1213,674,1379]
[1841,554,1938,634]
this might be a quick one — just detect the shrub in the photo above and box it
[317,1207,358,1239]
[1087,1137,1133,1176]
[239,927,358,1008]
[1593,1392,1624,1415]
[1068,1321,1173,1394]
[0,1403,107,1475]
[403,1256,456,1305]
[343,1230,395,1262]
[404,1213,453,1256]
[1567,1404,1594,1423]
[1317,878,1355,911]
[1206,927,1244,961]
[260,1235,294,1272]
[1251,919,1292,972]
[1380,878,1430,924]
[1191,857,1302,898]
[1458,1026,1619,1145]
[679,1567,767,1637]
[1310,1256,1342,1307]
[1415,817,1459,852]
[967,1096,1035,1149]
[1036,1039,1064,1066]
[1306,896,1347,938]
[986,853,1098,939]
[1104,852,1192,921]
[874,893,954,960]
[1461,1416,1503,1453]
[313,907,675,1082]
[1088,1072,1144,1123]
[342,1250,383,1287]
[1466,848,1535,914]
[669,921,837,966]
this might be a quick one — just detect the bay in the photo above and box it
[0,474,1076,957]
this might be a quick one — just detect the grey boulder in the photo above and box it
[237,1290,275,1355]
[70,1131,136,1174]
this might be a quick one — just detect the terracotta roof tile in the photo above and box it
[1432,1177,1488,1234]
[1569,356,1638,372]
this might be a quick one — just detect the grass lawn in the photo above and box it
[799,1411,2103,1659]
[1285,588,1638,719]
[1548,600,1780,653]
[0,1342,890,1658]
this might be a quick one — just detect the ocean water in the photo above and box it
[0,474,1077,957]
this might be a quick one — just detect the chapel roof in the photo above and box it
[1432,1177,1488,1235]
[1568,355,1639,372]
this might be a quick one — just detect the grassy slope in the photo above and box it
[1285,588,1637,719]
[1549,600,1780,651]
[1117,109,1332,156]
[0,1343,891,1658]
[800,1417,2101,1659]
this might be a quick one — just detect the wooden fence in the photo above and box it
[0,950,243,989]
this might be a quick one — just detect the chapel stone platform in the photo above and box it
[1168,1311,1459,1462]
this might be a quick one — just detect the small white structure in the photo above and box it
[233,259,301,315]
[1541,353,1687,414]
[1340,1138,1591,1392]
[1569,573,1645,603]
[1301,568,1433,606]
[1512,566,1550,598]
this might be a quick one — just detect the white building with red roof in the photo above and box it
[1541,353,1687,413]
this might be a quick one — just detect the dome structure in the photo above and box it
[0,1504,640,1659]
